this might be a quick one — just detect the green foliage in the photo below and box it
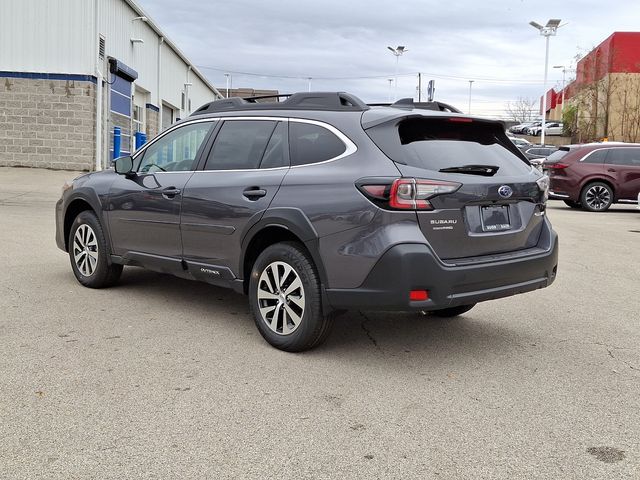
[562,104,577,137]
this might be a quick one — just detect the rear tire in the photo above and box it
[580,182,613,212]
[68,211,122,288]
[249,241,333,352]
[563,200,582,209]
[432,304,476,318]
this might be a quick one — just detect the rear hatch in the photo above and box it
[364,115,547,260]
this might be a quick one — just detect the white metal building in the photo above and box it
[0,0,223,171]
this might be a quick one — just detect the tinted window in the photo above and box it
[606,148,640,166]
[546,149,569,162]
[205,120,276,170]
[260,122,288,169]
[138,122,213,172]
[366,117,530,175]
[582,149,608,164]
[289,122,346,166]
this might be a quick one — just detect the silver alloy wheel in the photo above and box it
[73,224,99,277]
[585,185,611,210]
[257,261,305,335]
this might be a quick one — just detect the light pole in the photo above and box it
[307,77,312,92]
[387,78,393,103]
[530,19,561,146]
[224,73,231,98]
[387,46,407,101]
[553,65,567,117]
[468,80,474,114]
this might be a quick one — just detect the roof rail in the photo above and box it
[368,98,463,113]
[191,91,370,116]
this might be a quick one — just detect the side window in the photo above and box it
[289,121,346,166]
[607,148,640,166]
[138,122,213,173]
[582,149,608,164]
[205,120,277,170]
[260,122,288,169]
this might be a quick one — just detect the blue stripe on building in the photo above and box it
[0,71,97,83]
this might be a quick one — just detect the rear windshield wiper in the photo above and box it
[438,164,500,176]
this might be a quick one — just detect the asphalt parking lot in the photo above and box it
[1,167,639,479]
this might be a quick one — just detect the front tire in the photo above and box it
[68,211,122,288]
[580,182,613,212]
[432,304,476,318]
[249,242,333,352]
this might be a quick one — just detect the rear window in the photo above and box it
[366,117,531,175]
[546,149,569,162]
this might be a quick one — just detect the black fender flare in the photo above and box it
[63,188,114,257]
[239,207,328,286]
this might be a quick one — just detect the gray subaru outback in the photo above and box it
[55,92,558,352]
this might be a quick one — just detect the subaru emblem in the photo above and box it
[498,185,513,198]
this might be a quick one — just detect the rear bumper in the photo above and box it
[326,226,558,311]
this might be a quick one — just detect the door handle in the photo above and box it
[243,187,267,199]
[607,168,616,172]
[161,187,181,198]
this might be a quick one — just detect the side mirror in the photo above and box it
[113,156,135,178]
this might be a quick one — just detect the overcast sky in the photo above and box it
[136,0,640,118]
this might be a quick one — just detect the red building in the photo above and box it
[548,32,640,141]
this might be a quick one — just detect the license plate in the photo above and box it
[481,205,511,232]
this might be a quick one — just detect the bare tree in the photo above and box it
[504,97,537,123]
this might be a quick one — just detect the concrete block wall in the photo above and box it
[146,106,159,141]
[0,76,96,170]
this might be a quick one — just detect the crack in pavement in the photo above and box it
[358,311,381,351]
[607,348,639,372]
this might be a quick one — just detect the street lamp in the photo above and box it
[387,45,407,101]
[553,65,567,116]
[387,78,393,103]
[468,80,474,114]
[224,73,231,98]
[530,18,561,146]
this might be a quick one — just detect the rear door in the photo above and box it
[366,116,545,260]
[180,119,289,282]
[605,147,640,200]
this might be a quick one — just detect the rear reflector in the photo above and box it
[409,290,429,301]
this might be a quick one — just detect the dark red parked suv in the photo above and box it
[543,143,640,211]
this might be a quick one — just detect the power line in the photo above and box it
[196,64,553,85]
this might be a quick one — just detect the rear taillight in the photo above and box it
[536,175,550,202]
[547,163,568,170]
[358,178,461,211]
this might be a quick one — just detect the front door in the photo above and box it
[108,121,215,272]
[180,119,289,282]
